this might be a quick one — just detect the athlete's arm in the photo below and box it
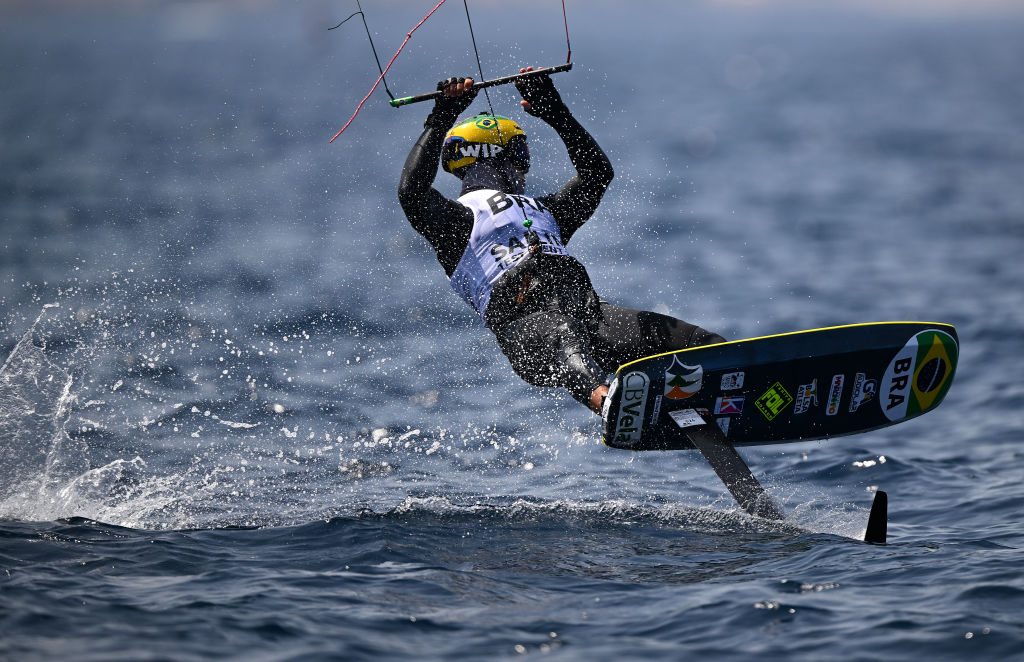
[515,68,614,242]
[397,78,478,277]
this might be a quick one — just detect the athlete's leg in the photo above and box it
[589,303,725,373]
[493,310,607,410]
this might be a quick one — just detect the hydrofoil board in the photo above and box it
[602,322,958,451]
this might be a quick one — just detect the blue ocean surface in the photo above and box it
[2,1,1023,660]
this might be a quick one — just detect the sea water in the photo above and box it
[2,2,1022,660]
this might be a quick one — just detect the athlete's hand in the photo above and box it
[428,76,477,126]
[515,67,567,120]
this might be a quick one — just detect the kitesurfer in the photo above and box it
[398,69,724,413]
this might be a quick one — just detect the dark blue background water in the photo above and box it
[2,1,1022,660]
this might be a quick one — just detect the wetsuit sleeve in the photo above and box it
[537,113,615,243]
[397,121,475,277]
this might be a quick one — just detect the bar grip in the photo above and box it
[389,63,573,108]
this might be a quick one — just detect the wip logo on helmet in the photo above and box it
[664,356,702,400]
[881,329,958,422]
[458,143,503,159]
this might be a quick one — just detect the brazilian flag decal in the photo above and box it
[881,329,958,422]
[474,116,498,130]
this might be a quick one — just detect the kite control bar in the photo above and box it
[389,63,573,108]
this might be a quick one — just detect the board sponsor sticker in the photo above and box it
[649,394,663,424]
[848,373,877,413]
[826,374,845,416]
[881,329,958,422]
[756,382,793,421]
[613,371,649,447]
[669,408,705,429]
[716,417,731,436]
[664,357,702,400]
[714,396,745,415]
[793,378,818,415]
[720,371,745,390]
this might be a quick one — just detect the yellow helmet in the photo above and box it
[441,113,529,177]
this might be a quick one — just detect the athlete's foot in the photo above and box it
[589,384,609,415]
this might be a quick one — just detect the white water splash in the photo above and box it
[0,306,184,527]
[0,304,84,506]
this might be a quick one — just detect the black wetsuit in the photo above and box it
[398,93,723,407]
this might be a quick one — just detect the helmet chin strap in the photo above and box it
[460,160,525,196]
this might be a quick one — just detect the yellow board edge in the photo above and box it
[613,321,957,377]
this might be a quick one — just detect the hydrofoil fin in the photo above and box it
[685,423,786,521]
[686,422,889,540]
[864,490,888,544]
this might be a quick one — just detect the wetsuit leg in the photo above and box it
[492,310,606,407]
[589,303,726,373]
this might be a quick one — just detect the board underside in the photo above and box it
[601,322,958,451]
